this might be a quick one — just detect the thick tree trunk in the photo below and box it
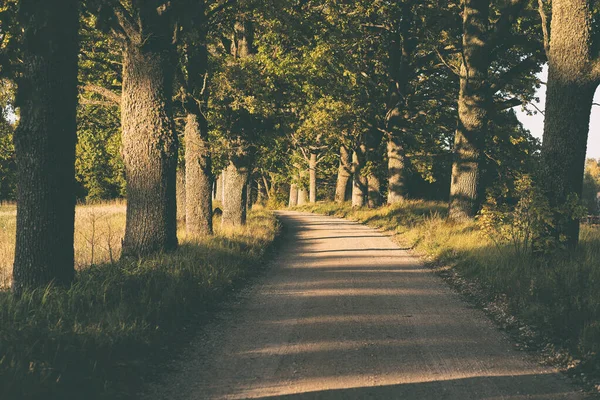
[309,152,317,203]
[289,183,298,207]
[352,147,368,207]
[368,173,382,208]
[539,0,600,247]
[121,39,178,257]
[387,135,406,204]
[449,0,490,221]
[257,179,265,204]
[297,187,308,205]
[176,168,186,222]
[222,161,249,227]
[12,0,79,293]
[335,146,352,203]
[214,175,222,202]
[185,113,213,235]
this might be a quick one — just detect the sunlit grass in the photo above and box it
[0,205,279,399]
[297,201,600,373]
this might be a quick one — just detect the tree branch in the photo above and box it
[489,57,540,93]
[489,0,529,50]
[494,97,523,111]
[82,84,121,104]
[111,1,141,43]
[537,0,551,58]
[208,0,237,19]
[80,98,118,107]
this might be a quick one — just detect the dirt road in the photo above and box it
[144,211,588,399]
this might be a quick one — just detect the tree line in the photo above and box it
[0,0,598,293]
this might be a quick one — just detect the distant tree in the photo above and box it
[0,80,16,201]
[178,0,213,236]
[10,0,79,293]
[582,159,600,215]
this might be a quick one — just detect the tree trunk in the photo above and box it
[448,0,490,221]
[352,147,368,207]
[12,0,79,293]
[298,189,308,205]
[257,179,265,204]
[222,161,249,227]
[218,170,226,204]
[289,183,298,207]
[176,168,186,222]
[387,135,406,204]
[246,181,253,211]
[368,173,382,208]
[185,113,213,236]
[121,38,178,257]
[309,152,317,203]
[539,0,600,247]
[335,146,352,203]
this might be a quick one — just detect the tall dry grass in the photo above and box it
[0,201,127,287]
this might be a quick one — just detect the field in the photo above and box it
[297,201,600,381]
[0,201,127,287]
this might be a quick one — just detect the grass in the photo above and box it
[0,201,128,287]
[297,201,600,380]
[0,203,279,399]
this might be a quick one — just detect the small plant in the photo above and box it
[478,175,585,256]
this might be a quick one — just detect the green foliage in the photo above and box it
[480,174,587,256]
[76,106,124,201]
[582,158,600,215]
[0,79,15,201]
[0,210,279,399]
[479,175,554,256]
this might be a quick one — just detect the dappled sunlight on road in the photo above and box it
[144,212,584,400]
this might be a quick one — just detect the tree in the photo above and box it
[449,0,544,220]
[0,80,16,201]
[10,0,79,293]
[179,1,213,236]
[94,1,179,256]
[538,0,600,247]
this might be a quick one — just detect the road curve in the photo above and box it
[143,211,587,399]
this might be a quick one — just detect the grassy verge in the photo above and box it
[0,208,279,399]
[297,201,600,385]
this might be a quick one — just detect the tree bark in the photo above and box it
[335,146,352,203]
[289,183,299,207]
[352,146,368,207]
[222,161,249,227]
[298,188,308,205]
[309,152,317,203]
[185,113,213,236]
[220,170,226,204]
[12,0,79,293]
[176,168,186,222]
[246,181,253,211]
[448,0,490,221]
[120,10,178,257]
[368,173,382,208]
[539,0,600,247]
[387,135,406,204]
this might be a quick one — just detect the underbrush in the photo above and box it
[297,201,600,379]
[0,209,279,399]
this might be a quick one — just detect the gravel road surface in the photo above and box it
[143,211,588,399]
